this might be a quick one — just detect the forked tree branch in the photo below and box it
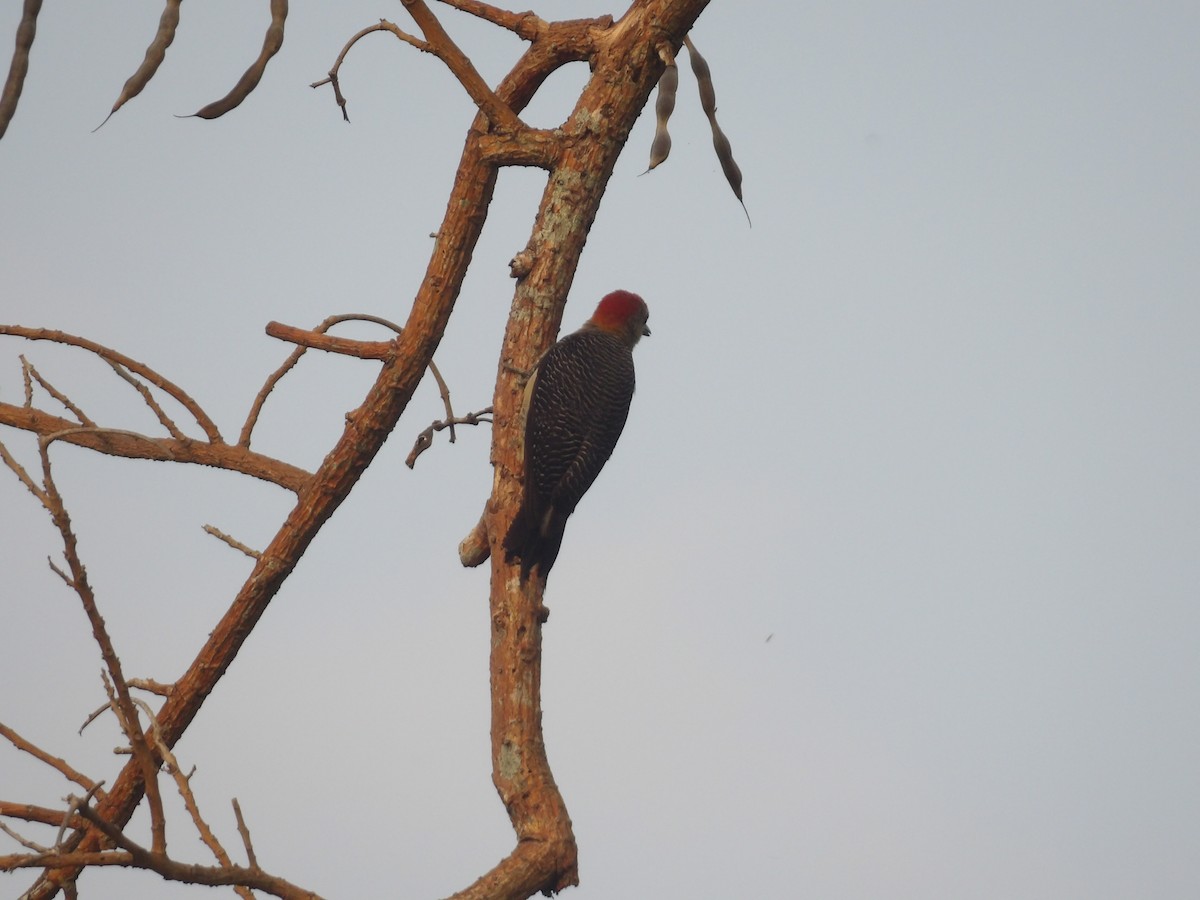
[402,0,523,132]
[5,2,713,897]
[436,0,545,38]
[0,405,310,492]
[0,326,222,441]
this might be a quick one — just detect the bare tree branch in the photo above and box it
[401,0,523,131]
[201,525,262,559]
[20,357,95,426]
[0,724,103,798]
[0,803,84,831]
[407,406,492,468]
[0,405,309,491]
[0,822,49,854]
[102,360,188,441]
[231,799,258,870]
[310,20,427,122]
[240,313,406,447]
[129,698,255,900]
[32,437,168,855]
[263,322,392,360]
[1,326,222,442]
[5,5,715,898]
[436,0,544,39]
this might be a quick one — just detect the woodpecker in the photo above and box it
[503,290,651,582]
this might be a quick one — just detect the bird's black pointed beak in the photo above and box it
[642,325,651,337]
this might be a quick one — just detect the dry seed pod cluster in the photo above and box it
[190,0,289,119]
[0,0,42,140]
[96,0,183,131]
[643,35,750,225]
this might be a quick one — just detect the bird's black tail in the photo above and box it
[503,503,567,583]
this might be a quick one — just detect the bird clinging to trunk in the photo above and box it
[503,290,651,582]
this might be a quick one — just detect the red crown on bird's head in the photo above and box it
[587,290,650,344]
[591,290,646,326]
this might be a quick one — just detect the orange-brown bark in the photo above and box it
[7,2,712,897]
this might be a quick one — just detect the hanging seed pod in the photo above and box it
[645,61,678,172]
[95,0,183,131]
[189,0,287,119]
[0,0,42,141]
[684,36,750,225]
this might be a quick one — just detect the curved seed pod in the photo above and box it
[687,41,716,116]
[645,62,678,172]
[711,123,745,203]
[189,0,287,120]
[95,0,183,131]
[0,0,43,141]
[684,36,750,225]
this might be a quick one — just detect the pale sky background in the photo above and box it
[2,2,1198,898]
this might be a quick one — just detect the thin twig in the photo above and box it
[97,672,165,855]
[426,358,456,442]
[21,353,33,406]
[55,782,105,851]
[21,357,95,426]
[231,799,258,869]
[128,678,174,698]
[35,435,167,855]
[240,313,404,448]
[0,722,102,796]
[104,359,187,441]
[130,698,255,900]
[0,436,48,504]
[0,821,49,853]
[310,20,428,121]
[202,525,261,560]
[406,406,492,468]
[77,703,109,736]
[0,326,222,442]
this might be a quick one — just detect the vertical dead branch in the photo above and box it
[462,4,712,897]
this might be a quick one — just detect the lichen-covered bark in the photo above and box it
[475,3,710,897]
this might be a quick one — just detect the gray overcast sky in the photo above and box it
[2,2,1198,897]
